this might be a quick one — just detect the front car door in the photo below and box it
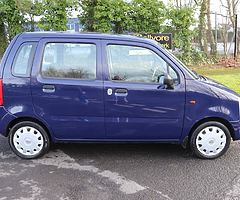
[102,40,186,141]
[31,38,104,140]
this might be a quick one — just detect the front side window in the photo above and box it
[107,45,179,84]
[41,43,96,80]
[12,43,36,77]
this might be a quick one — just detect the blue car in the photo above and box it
[0,32,239,159]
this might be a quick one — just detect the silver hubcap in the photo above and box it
[196,126,227,156]
[13,126,44,156]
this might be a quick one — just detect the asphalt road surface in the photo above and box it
[1,136,240,200]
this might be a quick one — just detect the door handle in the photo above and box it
[115,88,128,96]
[42,85,55,93]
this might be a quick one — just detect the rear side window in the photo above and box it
[12,43,36,77]
[41,43,96,80]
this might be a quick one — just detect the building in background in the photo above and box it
[66,18,83,32]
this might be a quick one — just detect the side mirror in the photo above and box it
[164,74,174,89]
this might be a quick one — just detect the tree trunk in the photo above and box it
[87,0,97,32]
[30,15,35,32]
[114,22,123,34]
[206,0,217,56]
[220,25,228,57]
[198,0,208,54]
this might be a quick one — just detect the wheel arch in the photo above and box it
[188,117,235,140]
[6,117,52,141]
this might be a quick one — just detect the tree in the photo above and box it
[0,0,24,40]
[221,0,239,26]
[80,0,166,34]
[197,0,208,54]
[0,18,7,58]
[220,0,240,53]
[38,0,74,31]
[206,0,216,56]
[129,0,166,33]
[219,21,229,57]
[0,3,7,57]
[79,0,98,32]
[165,6,195,63]
[111,0,131,33]
[18,0,42,32]
[79,0,130,33]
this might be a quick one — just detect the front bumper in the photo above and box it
[230,120,240,140]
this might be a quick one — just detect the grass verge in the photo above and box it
[192,67,240,94]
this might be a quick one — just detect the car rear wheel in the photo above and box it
[190,121,231,159]
[9,121,50,159]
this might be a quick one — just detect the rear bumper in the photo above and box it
[230,120,240,140]
[0,107,16,137]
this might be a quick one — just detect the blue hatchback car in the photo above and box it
[0,32,239,159]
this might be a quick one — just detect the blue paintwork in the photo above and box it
[0,32,239,144]
[182,78,240,141]
[31,38,105,140]
[101,40,185,140]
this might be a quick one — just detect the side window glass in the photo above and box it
[12,43,36,77]
[107,45,179,84]
[41,43,96,80]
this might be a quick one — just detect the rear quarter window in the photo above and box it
[12,42,37,77]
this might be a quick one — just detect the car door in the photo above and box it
[102,40,186,140]
[31,38,105,140]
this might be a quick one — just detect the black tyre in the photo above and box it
[9,121,50,159]
[190,121,231,159]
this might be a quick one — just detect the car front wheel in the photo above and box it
[9,121,50,159]
[190,121,231,159]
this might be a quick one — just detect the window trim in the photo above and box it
[40,42,97,81]
[11,42,37,78]
[106,43,180,85]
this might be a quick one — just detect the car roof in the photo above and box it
[19,31,154,44]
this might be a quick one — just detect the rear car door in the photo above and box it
[102,40,186,140]
[31,38,104,140]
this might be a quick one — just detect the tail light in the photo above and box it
[0,80,4,106]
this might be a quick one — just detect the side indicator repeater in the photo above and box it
[190,100,196,105]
